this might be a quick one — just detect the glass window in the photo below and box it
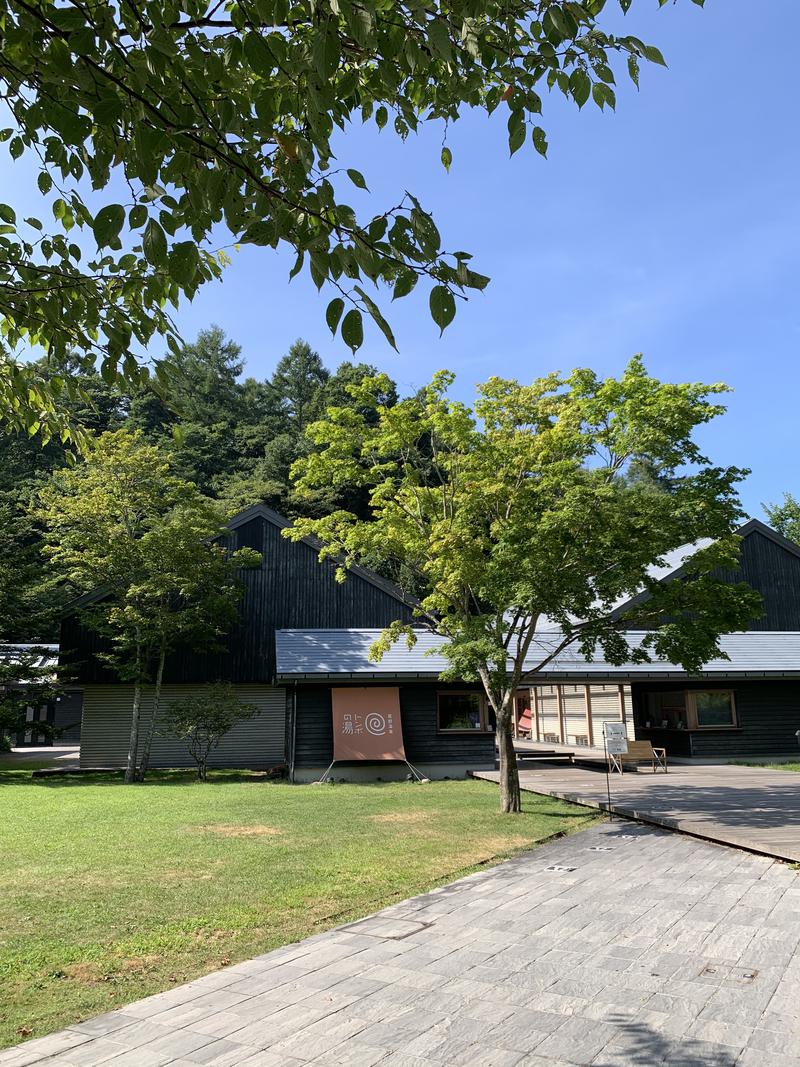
[645,691,688,730]
[438,692,484,731]
[693,691,736,728]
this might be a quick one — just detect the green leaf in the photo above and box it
[441,146,452,173]
[341,308,364,352]
[312,23,340,82]
[375,106,388,130]
[241,219,277,245]
[346,168,369,191]
[354,285,398,351]
[129,205,148,229]
[326,297,345,335]
[570,69,591,109]
[92,204,125,246]
[392,271,418,301]
[244,32,274,73]
[429,285,456,335]
[532,126,548,157]
[170,241,200,286]
[642,43,668,67]
[592,82,616,110]
[508,113,525,156]
[143,218,168,266]
[37,171,53,195]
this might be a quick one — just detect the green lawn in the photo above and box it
[737,762,800,773]
[0,770,595,1047]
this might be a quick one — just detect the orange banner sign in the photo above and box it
[331,687,406,761]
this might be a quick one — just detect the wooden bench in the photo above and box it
[609,739,667,774]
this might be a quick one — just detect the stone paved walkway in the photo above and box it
[474,763,800,863]
[3,821,800,1067]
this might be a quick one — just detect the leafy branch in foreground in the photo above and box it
[1,0,701,436]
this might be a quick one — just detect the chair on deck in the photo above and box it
[609,739,667,774]
[516,708,532,739]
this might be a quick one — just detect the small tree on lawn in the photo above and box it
[162,684,257,780]
[286,358,762,813]
[36,431,259,783]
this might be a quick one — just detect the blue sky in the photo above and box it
[8,0,799,517]
[175,0,798,519]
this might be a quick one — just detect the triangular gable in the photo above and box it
[610,518,800,621]
[227,503,415,610]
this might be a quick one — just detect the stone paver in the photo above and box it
[474,762,800,862]
[3,822,800,1066]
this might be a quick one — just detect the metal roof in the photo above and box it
[0,643,59,683]
[275,629,800,682]
[0,643,58,666]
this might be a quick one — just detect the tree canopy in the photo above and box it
[287,357,760,811]
[0,328,396,640]
[764,493,800,545]
[35,429,260,781]
[0,0,701,438]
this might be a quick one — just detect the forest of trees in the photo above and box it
[0,329,398,643]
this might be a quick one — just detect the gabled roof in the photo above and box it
[275,628,800,683]
[609,518,800,621]
[65,503,415,614]
[228,503,414,609]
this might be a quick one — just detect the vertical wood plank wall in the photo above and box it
[532,683,634,746]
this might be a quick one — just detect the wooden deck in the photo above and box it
[473,761,800,863]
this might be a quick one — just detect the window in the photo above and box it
[640,689,737,730]
[644,691,688,730]
[437,692,488,732]
[690,690,736,729]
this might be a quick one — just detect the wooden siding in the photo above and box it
[294,683,496,768]
[79,684,286,768]
[632,680,800,759]
[626,528,800,632]
[533,683,633,746]
[63,513,413,685]
[716,530,800,630]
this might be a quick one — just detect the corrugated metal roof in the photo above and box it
[0,643,58,670]
[275,629,800,681]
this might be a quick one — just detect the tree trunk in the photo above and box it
[135,646,165,782]
[497,714,521,814]
[124,642,143,784]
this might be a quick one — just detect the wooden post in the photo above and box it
[533,687,540,741]
[584,684,594,748]
[618,684,627,723]
[513,694,519,740]
[556,685,566,744]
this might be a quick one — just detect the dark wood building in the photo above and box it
[528,520,800,761]
[68,505,495,778]
[66,511,800,771]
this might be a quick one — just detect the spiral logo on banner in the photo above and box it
[331,688,406,762]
